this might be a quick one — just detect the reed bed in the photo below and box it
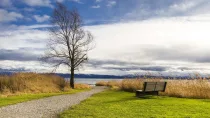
[0,73,90,96]
[96,78,210,99]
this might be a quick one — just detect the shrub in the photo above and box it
[74,84,91,89]
[95,81,107,86]
[0,73,71,95]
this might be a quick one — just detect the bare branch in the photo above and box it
[41,2,95,88]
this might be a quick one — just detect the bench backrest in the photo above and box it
[143,82,167,92]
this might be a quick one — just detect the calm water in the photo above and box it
[65,78,123,85]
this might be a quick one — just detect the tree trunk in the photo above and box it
[70,67,74,89]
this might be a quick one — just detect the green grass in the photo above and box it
[60,90,210,118]
[0,89,88,107]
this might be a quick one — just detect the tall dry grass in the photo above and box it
[0,73,90,96]
[163,79,210,99]
[96,78,210,99]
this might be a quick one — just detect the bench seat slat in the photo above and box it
[145,84,156,91]
[155,85,165,91]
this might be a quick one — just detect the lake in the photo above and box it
[65,78,123,85]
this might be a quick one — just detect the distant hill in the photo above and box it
[56,73,127,79]
[0,72,202,79]
[0,72,129,79]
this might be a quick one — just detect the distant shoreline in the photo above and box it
[0,72,208,79]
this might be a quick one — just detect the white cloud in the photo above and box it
[91,5,100,9]
[22,0,53,7]
[168,1,206,15]
[0,24,52,50]
[123,0,207,21]
[23,8,35,12]
[56,0,64,2]
[0,60,53,73]
[18,24,52,30]
[86,16,210,60]
[0,29,48,49]
[70,0,83,4]
[2,13,210,75]
[169,1,197,12]
[82,15,210,75]
[0,9,23,22]
[96,0,102,2]
[0,0,12,7]
[107,1,116,7]
[34,15,50,23]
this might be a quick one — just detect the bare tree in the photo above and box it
[43,2,94,88]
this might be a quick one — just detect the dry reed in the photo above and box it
[0,72,90,95]
[96,78,210,99]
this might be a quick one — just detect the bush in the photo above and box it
[95,81,107,86]
[0,73,72,95]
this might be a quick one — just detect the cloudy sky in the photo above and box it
[1,0,210,76]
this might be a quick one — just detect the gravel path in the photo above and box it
[0,86,107,118]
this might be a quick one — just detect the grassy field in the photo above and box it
[60,90,210,118]
[0,89,88,107]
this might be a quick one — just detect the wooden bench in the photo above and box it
[136,82,167,97]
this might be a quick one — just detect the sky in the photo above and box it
[1,0,210,76]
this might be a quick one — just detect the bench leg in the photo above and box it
[136,91,144,97]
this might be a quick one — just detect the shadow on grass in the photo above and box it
[200,99,210,103]
[136,95,157,99]
[103,95,158,104]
